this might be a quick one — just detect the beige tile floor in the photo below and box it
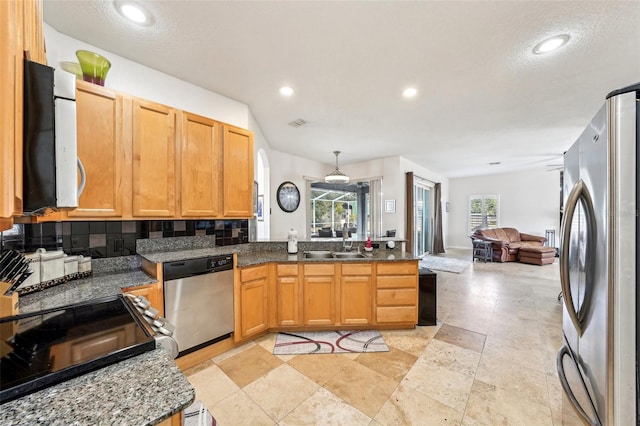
[184,249,584,425]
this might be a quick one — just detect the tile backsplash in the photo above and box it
[1,219,249,258]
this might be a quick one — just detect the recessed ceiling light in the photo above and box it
[533,34,570,54]
[115,1,152,25]
[489,162,501,165]
[279,86,294,96]
[403,87,417,98]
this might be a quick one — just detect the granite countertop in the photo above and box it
[139,246,419,267]
[137,237,418,266]
[0,349,195,426]
[235,249,419,267]
[18,268,157,314]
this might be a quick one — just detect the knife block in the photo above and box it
[0,281,19,318]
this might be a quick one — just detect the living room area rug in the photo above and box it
[273,330,389,355]
[419,254,471,274]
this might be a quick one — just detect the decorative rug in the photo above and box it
[273,330,389,355]
[419,255,470,274]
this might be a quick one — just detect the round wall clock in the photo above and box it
[276,181,300,213]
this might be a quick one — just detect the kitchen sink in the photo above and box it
[304,251,334,259]
[303,251,367,259]
[332,252,366,259]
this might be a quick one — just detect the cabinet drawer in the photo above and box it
[377,261,418,275]
[377,275,417,289]
[341,263,372,276]
[277,264,298,276]
[240,265,268,282]
[303,263,335,276]
[376,306,416,323]
[377,288,417,306]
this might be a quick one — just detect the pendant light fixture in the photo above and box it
[325,151,349,183]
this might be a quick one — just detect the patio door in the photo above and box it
[413,183,434,256]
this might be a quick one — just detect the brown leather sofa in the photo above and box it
[472,227,547,262]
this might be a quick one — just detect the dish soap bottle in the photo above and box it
[365,236,373,252]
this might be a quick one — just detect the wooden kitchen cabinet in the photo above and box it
[375,261,418,325]
[340,263,373,326]
[235,264,269,341]
[1,0,45,227]
[302,263,336,326]
[275,264,301,327]
[123,282,164,317]
[222,125,254,217]
[233,259,418,337]
[180,112,221,217]
[69,81,125,218]
[131,98,177,217]
[157,413,182,426]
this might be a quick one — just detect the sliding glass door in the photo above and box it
[413,184,433,256]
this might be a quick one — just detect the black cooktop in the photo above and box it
[0,295,156,403]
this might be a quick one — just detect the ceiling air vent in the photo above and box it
[288,119,307,128]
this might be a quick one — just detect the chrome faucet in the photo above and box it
[342,223,353,251]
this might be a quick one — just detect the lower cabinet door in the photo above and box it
[303,276,335,326]
[340,275,372,325]
[239,277,269,338]
[277,275,300,326]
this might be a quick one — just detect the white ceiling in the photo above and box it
[43,0,640,178]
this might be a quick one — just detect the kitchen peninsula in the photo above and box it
[138,237,420,348]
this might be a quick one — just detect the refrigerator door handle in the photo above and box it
[560,179,597,336]
[557,346,601,425]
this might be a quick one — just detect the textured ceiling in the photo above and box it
[43,0,640,178]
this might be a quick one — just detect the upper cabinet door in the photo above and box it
[132,98,177,217]
[0,0,21,222]
[222,125,254,217]
[1,0,45,225]
[69,81,124,217]
[181,112,220,217]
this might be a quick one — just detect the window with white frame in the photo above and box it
[468,194,499,234]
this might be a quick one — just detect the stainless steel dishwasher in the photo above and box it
[163,254,234,357]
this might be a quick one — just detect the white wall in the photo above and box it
[248,112,271,239]
[448,169,562,248]
[44,24,248,127]
[269,151,328,240]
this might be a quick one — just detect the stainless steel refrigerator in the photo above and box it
[558,82,638,425]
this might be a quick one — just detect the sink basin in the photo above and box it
[304,251,367,259]
[332,252,367,259]
[304,251,334,259]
